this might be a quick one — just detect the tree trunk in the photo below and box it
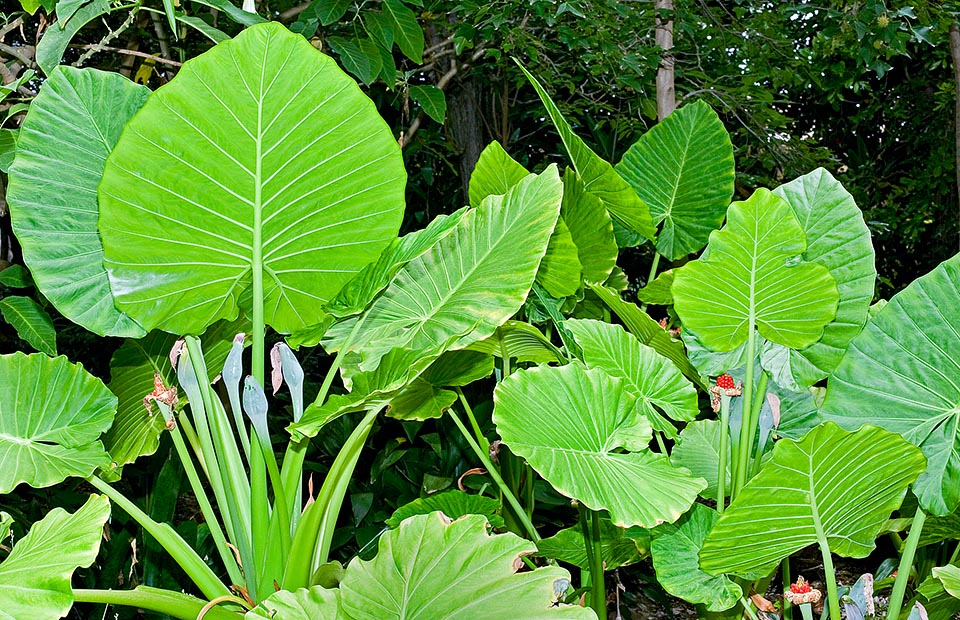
[655,0,676,121]
[950,21,960,251]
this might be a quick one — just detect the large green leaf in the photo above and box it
[821,253,960,516]
[517,65,655,241]
[0,352,115,493]
[561,170,618,284]
[0,296,56,356]
[247,587,342,619]
[615,100,735,260]
[6,66,148,337]
[386,490,504,528]
[327,167,562,374]
[99,23,406,335]
[382,0,423,63]
[0,494,110,620]
[494,363,705,527]
[672,189,840,352]
[536,518,647,570]
[566,319,698,439]
[699,423,925,579]
[469,141,529,209]
[651,504,741,611]
[339,513,594,619]
[761,168,877,388]
[670,420,730,501]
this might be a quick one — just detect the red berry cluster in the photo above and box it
[716,374,736,389]
[790,578,812,594]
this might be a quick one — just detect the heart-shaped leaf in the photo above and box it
[99,23,406,335]
[0,494,110,620]
[699,423,925,579]
[762,168,877,388]
[469,141,529,208]
[615,100,735,260]
[566,319,698,439]
[672,189,840,352]
[821,253,960,516]
[6,66,149,337]
[652,503,741,611]
[494,363,705,527]
[340,513,593,619]
[386,490,504,529]
[0,352,115,493]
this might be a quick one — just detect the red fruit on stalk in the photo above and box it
[716,374,735,390]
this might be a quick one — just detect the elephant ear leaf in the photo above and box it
[672,189,839,352]
[247,586,342,619]
[0,494,111,620]
[822,253,960,516]
[339,513,593,619]
[0,352,115,494]
[699,423,925,579]
[99,23,406,335]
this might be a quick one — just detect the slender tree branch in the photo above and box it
[69,44,183,66]
[278,1,310,21]
[0,43,36,69]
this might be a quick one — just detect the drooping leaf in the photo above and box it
[637,270,674,306]
[246,586,342,619]
[187,0,268,26]
[7,66,149,337]
[652,504,741,611]
[821,253,960,516]
[386,380,457,421]
[339,513,594,619]
[672,189,840,352]
[616,100,735,260]
[99,23,406,336]
[386,490,504,529]
[0,295,56,355]
[328,36,382,85]
[326,167,562,375]
[494,363,705,527]
[537,217,582,298]
[761,168,877,388]
[589,283,705,389]
[382,0,423,63]
[0,265,31,288]
[363,11,395,50]
[566,319,697,439]
[0,352,114,493]
[536,518,647,570]
[670,420,730,501]
[465,320,565,364]
[35,0,110,74]
[699,423,925,579]
[174,13,230,43]
[409,85,446,124]
[560,170,618,284]
[517,64,655,241]
[469,141,529,208]
[304,0,351,25]
[0,495,110,620]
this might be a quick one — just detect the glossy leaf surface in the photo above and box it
[0,296,56,356]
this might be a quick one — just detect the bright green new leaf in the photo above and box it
[670,420,730,501]
[247,586,342,619]
[494,363,705,527]
[0,495,110,620]
[382,0,423,63]
[652,504,741,611]
[7,66,149,337]
[561,170,618,284]
[328,167,562,374]
[99,23,406,336]
[933,565,960,600]
[699,423,925,579]
[0,352,114,493]
[340,513,594,619]
[536,518,647,570]
[0,296,56,356]
[616,100,735,260]
[762,168,877,388]
[537,217,582,298]
[672,189,840,352]
[18,0,41,14]
[469,141,529,208]
[517,64,655,241]
[386,490,504,528]
[409,85,446,123]
[637,270,674,306]
[566,319,698,439]
[821,253,960,516]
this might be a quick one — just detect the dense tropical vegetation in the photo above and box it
[1,1,960,620]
